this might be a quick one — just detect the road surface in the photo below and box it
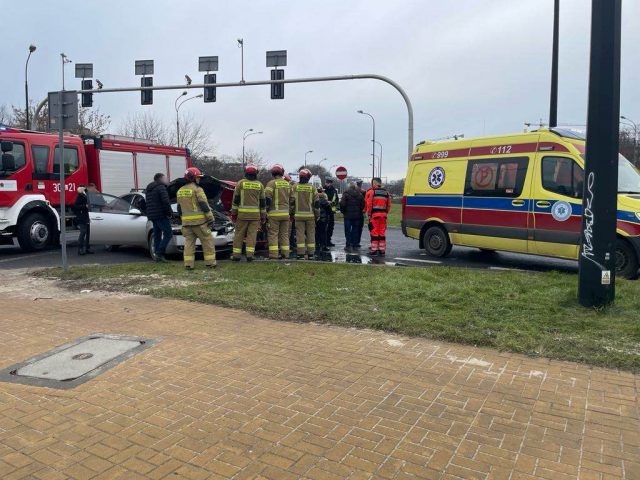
[0,226,578,273]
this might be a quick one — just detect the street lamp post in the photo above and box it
[357,110,376,179]
[621,116,638,165]
[374,140,383,178]
[549,0,560,128]
[25,44,36,128]
[60,53,72,91]
[174,91,187,145]
[243,129,263,167]
[175,93,203,146]
[304,150,313,167]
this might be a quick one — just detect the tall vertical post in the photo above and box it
[549,0,560,128]
[578,0,622,307]
[371,119,376,180]
[58,91,68,271]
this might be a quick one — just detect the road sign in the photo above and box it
[199,56,219,72]
[47,91,78,131]
[335,166,348,180]
[266,50,287,67]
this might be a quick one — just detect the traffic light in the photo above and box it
[141,77,153,105]
[81,79,93,107]
[271,69,284,100]
[204,73,216,103]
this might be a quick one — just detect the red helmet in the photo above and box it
[270,164,285,176]
[184,167,203,182]
[299,168,312,179]
[284,174,292,182]
[245,164,258,175]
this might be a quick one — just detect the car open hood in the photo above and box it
[167,175,235,212]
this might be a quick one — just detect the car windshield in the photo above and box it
[618,155,640,194]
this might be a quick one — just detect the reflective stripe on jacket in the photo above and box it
[177,183,214,226]
[365,187,391,216]
[265,178,291,218]
[290,183,317,219]
[325,186,339,213]
[232,179,266,220]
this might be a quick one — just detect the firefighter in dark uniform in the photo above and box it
[324,178,339,247]
[231,164,266,262]
[176,167,216,269]
[265,164,292,259]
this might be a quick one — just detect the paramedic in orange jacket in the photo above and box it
[364,177,392,256]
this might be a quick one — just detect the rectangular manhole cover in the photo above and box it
[0,334,158,389]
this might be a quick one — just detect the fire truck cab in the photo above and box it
[0,126,190,251]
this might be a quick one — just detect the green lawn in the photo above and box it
[45,261,640,371]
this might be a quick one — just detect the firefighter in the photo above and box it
[231,164,266,262]
[176,167,216,269]
[324,178,339,247]
[285,174,297,258]
[264,164,291,259]
[364,177,392,256]
[290,168,318,259]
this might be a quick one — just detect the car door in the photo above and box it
[460,156,532,253]
[88,192,148,246]
[531,155,583,259]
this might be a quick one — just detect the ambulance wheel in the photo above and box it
[615,240,639,280]
[17,212,52,251]
[423,225,452,258]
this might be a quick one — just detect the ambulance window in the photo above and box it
[542,157,584,198]
[31,145,50,177]
[53,146,79,176]
[464,157,528,197]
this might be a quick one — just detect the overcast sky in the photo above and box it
[3,0,639,180]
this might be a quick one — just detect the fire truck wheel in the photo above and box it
[17,212,52,251]
[423,225,452,258]
[615,239,639,280]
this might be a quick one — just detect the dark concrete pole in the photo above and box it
[578,0,622,307]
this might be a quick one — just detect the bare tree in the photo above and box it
[117,112,171,144]
[10,102,48,131]
[9,102,110,135]
[0,105,11,125]
[77,108,111,136]
[175,112,215,159]
[117,111,214,162]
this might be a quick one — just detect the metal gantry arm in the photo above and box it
[33,73,415,161]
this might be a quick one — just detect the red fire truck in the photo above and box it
[0,126,190,251]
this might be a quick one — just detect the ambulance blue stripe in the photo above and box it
[407,195,638,221]
[618,210,640,224]
[406,196,462,208]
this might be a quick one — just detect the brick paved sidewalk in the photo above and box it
[0,273,638,480]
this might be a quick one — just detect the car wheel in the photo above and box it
[615,239,639,280]
[147,231,156,260]
[17,212,52,251]
[423,225,452,258]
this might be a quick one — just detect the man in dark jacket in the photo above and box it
[355,180,366,248]
[324,178,339,247]
[146,173,173,262]
[340,182,365,252]
[315,188,331,256]
[73,185,93,255]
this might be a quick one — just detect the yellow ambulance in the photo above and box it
[401,128,640,278]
